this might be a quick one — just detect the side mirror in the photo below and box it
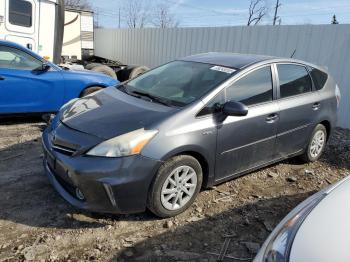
[34,62,50,73]
[222,100,248,116]
[41,62,51,71]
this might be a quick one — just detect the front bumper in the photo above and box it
[42,127,162,214]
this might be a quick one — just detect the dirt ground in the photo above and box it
[0,117,349,262]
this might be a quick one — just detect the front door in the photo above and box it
[215,65,279,181]
[0,44,64,113]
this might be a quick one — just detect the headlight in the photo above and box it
[86,128,158,157]
[261,193,325,262]
[255,176,350,262]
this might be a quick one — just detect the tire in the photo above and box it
[147,155,203,218]
[300,124,327,162]
[80,86,103,97]
[129,66,149,79]
[91,65,117,79]
[85,63,101,70]
[117,66,149,82]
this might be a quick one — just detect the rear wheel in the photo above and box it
[147,155,202,218]
[91,65,117,79]
[117,66,149,82]
[300,124,327,162]
[80,86,103,97]
[85,63,101,70]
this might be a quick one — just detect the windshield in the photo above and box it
[124,61,235,106]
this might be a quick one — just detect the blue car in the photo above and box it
[0,40,118,114]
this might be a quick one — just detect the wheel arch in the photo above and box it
[319,119,332,141]
[159,148,213,188]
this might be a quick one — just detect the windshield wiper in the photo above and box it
[131,90,173,107]
[117,85,144,98]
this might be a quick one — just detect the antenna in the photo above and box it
[290,49,296,58]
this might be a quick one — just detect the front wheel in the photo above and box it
[300,124,327,162]
[147,155,203,218]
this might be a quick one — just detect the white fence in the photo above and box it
[95,25,350,128]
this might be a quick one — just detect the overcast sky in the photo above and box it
[88,0,350,28]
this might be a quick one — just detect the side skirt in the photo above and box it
[212,150,304,186]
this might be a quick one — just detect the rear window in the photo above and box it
[310,68,328,90]
[9,0,33,27]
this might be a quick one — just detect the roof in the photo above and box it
[180,52,276,69]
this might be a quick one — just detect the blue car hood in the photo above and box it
[65,68,104,76]
[60,87,177,139]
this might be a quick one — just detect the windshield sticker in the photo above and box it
[210,66,236,74]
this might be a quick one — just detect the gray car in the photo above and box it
[42,53,341,217]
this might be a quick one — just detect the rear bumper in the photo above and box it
[42,128,162,214]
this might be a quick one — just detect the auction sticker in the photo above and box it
[210,66,236,74]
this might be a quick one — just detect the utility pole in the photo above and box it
[95,9,99,28]
[118,7,121,28]
[273,0,282,25]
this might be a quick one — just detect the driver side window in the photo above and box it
[0,46,42,70]
[198,66,273,117]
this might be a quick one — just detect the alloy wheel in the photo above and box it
[310,130,326,158]
[160,165,198,211]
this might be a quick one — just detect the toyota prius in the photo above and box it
[42,53,340,217]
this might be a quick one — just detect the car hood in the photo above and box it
[61,68,118,86]
[289,176,350,262]
[59,87,178,139]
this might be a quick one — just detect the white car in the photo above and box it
[254,175,350,262]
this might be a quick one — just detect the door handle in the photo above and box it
[312,102,321,110]
[266,113,279,123]
[0,76,5,80]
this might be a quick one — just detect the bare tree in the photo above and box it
[123,0,149,28]
[247,0,268,26]
[64,0,91,10]
[272,0,282,25]
[152,3,179,28]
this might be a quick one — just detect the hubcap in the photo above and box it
[161,166,197,211]
[310,130,325,158]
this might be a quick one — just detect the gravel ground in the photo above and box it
[0,117,349,262]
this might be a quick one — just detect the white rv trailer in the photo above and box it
[0,0,148,80]
[62,8,94,60]
[0,0,64,63]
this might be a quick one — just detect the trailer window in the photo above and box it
[9,0,33,27]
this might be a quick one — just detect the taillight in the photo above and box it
[335,84,341,108]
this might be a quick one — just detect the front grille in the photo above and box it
[52,144,76,156]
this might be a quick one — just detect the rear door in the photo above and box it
[0,44,64,113]
[213,65,279,181]
[275,63,321,157]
